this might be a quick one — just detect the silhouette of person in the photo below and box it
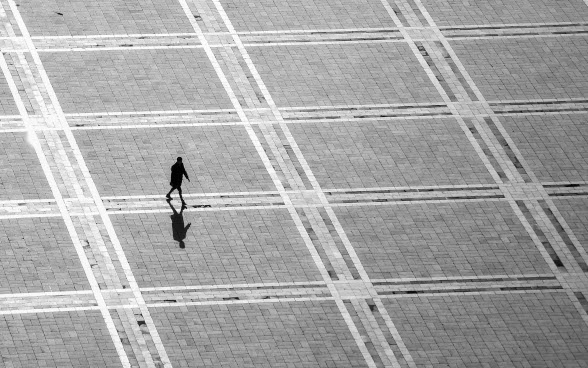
[166,157,190,204]
[168,200,191,249]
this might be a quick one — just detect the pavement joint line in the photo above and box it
[175,0,382,366]
[4,0,173,366]
[2,180,583,215]
[1,26,582,53]
[351,298,401,367]
[174,0,343,298]
[391,1,529,185]
[0,274,559,302]
[404,0,588,321]
[0,283,568,316]
[387,0,588,276]
[379,1,503,185]
[0,1,586,365]
[378,288,566,300]
[211,0,417,365]
[0,42,132,368]
[0,306,102,316]
[1,98,587,132]
[3,106,588,132]
[526,201,585,273]
[0,22,579,39]
[541,197,588,264]
[418,0,588,267]
[22,190,588,220]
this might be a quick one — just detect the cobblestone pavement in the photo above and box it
[1,0,588,367]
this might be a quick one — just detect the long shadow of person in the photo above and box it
[167,199,191,249]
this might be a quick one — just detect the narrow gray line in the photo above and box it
[516,201,566,270]
[539,200,588,272]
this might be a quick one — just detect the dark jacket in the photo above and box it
[170,162,188,187]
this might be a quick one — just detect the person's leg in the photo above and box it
[178,186,185,204]
[166,187,175,199]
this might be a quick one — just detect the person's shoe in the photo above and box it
[166,195,172,201]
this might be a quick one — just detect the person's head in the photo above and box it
[177,157,182,162]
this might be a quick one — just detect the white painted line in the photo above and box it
[0,51,131,368]
[6,0,172,365]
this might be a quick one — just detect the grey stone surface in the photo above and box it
[41,49,232,113]
[151,301,368,367]
[335,202,551,279]
[554,198,588,254]
[75,126,274,196]
[19,0,194,36]
[249,43,442,107]
[384,292,588,367]
[0,132,53,200]
[501,114,588,182]
[452,37,588,101]
[112,209,322,287]
[290,119,494,188]
[0,311,120,368]
[1,0,587,367]
[221,0,395,31]
[421,0,588,26]
[0,218,89,294]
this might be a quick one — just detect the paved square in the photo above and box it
[0,217,89,293]
[151,301,367,367]
[75,126,274,196]
[500,114,588,182]
[452,37,588,101]
[19,0,194,36]
[0,311,120,367]
[0,132,53,200]
[421,0,588,26]
[220,0,395,31]
[1,0,588,367]
[42,49,232,113]
[112,209,322,287]
[384,292,588,367]
[335,201,552,279]
[249,43,442,107]
[290,119,493,188]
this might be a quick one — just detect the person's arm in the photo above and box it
[183,165,190,181]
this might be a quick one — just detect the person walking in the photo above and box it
[166,157,190,204]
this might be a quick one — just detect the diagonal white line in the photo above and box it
[5,0,173,366]
[0,50,131,368]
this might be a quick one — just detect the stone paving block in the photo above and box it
[19,0,193,36]
[0,311,120,367]
[112,209,322,287]
[335,202,551,279]
[289,119,494,188]
[553,198,588,255]
[0,132,53,200]
[0,217,89,294]
[74,126,274,196]
[500,114,588,182]
[248,43,442,107]
[221,0,395,32]
[422,0,588,26]
[41,49,232,113]
[383,292,588,367]
[151,301,368,367]
[0,73,17,116]
[452,37,588,101]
